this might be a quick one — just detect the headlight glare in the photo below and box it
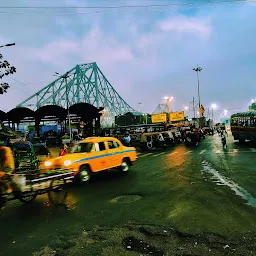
[44,161,52,167]
[64,160,72,166]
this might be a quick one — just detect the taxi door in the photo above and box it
[90,142,110,172]
[106,140,122,168]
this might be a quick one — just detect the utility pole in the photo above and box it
[189,97,196,119]
[138,102,142,124]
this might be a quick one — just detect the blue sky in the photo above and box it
[0,0,256,119]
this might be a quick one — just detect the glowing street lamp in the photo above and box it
[211,103,217,109]
[163,96,173,113]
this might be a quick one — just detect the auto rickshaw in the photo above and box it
[140,132,170,151]
[160,131,175,146]
[184,129,199,147]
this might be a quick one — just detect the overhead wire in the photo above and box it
[0,0,254,15]
[0,0,248,9]
[9,77,29,87]
[4,78,31,95]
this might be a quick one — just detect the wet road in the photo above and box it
[1,133,256,256]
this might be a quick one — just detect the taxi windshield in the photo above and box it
[71,142,93,153]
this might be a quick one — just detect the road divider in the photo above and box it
[139,153,153,158]
[153,152,165,157]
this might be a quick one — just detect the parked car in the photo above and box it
[42,137,137,182]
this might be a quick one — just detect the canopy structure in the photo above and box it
[7,107,35,123]
[0,110,6,121]
[69,103,103,122]
[35,105,67,122]
[2,102,104,137]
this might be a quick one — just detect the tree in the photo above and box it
[0,53,16,94]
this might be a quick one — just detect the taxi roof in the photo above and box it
[80,136,119,143]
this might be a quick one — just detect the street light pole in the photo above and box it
[55,72,72,139]
[193,66,202,116]
[65,76,72,140]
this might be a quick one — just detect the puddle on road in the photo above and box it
[123,236,164,255]
[201,161,256,208]
[110,195,142,204]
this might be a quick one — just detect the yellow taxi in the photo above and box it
[43,137,137,182]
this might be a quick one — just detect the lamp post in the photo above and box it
[0,43,15,48]
[54,71,73,139]
[193,66,202,115]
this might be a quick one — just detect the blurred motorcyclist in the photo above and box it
[221,133,227,149]
[0,145,15,193]
[0,145,15,177]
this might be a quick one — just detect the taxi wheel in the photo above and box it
[120,159,130,173]
[78,165,91,182]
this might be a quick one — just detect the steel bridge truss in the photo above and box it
[152,104,169,114]
[17,62,137,126]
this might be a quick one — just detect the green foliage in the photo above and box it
[0,53,16,94]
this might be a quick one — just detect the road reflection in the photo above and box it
[167,145,190,168]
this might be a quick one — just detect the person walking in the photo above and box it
[123,132,131,146]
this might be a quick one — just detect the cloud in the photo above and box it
[80,26,134,64]
[159,15,212,37]
[28,40,79,65]
[24,26,134,67]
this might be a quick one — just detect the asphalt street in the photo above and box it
[0,133,256,256]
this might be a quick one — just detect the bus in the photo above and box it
[230,111,256,142]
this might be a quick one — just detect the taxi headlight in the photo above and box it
[44,161,52,167]
[64,160,72,166]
